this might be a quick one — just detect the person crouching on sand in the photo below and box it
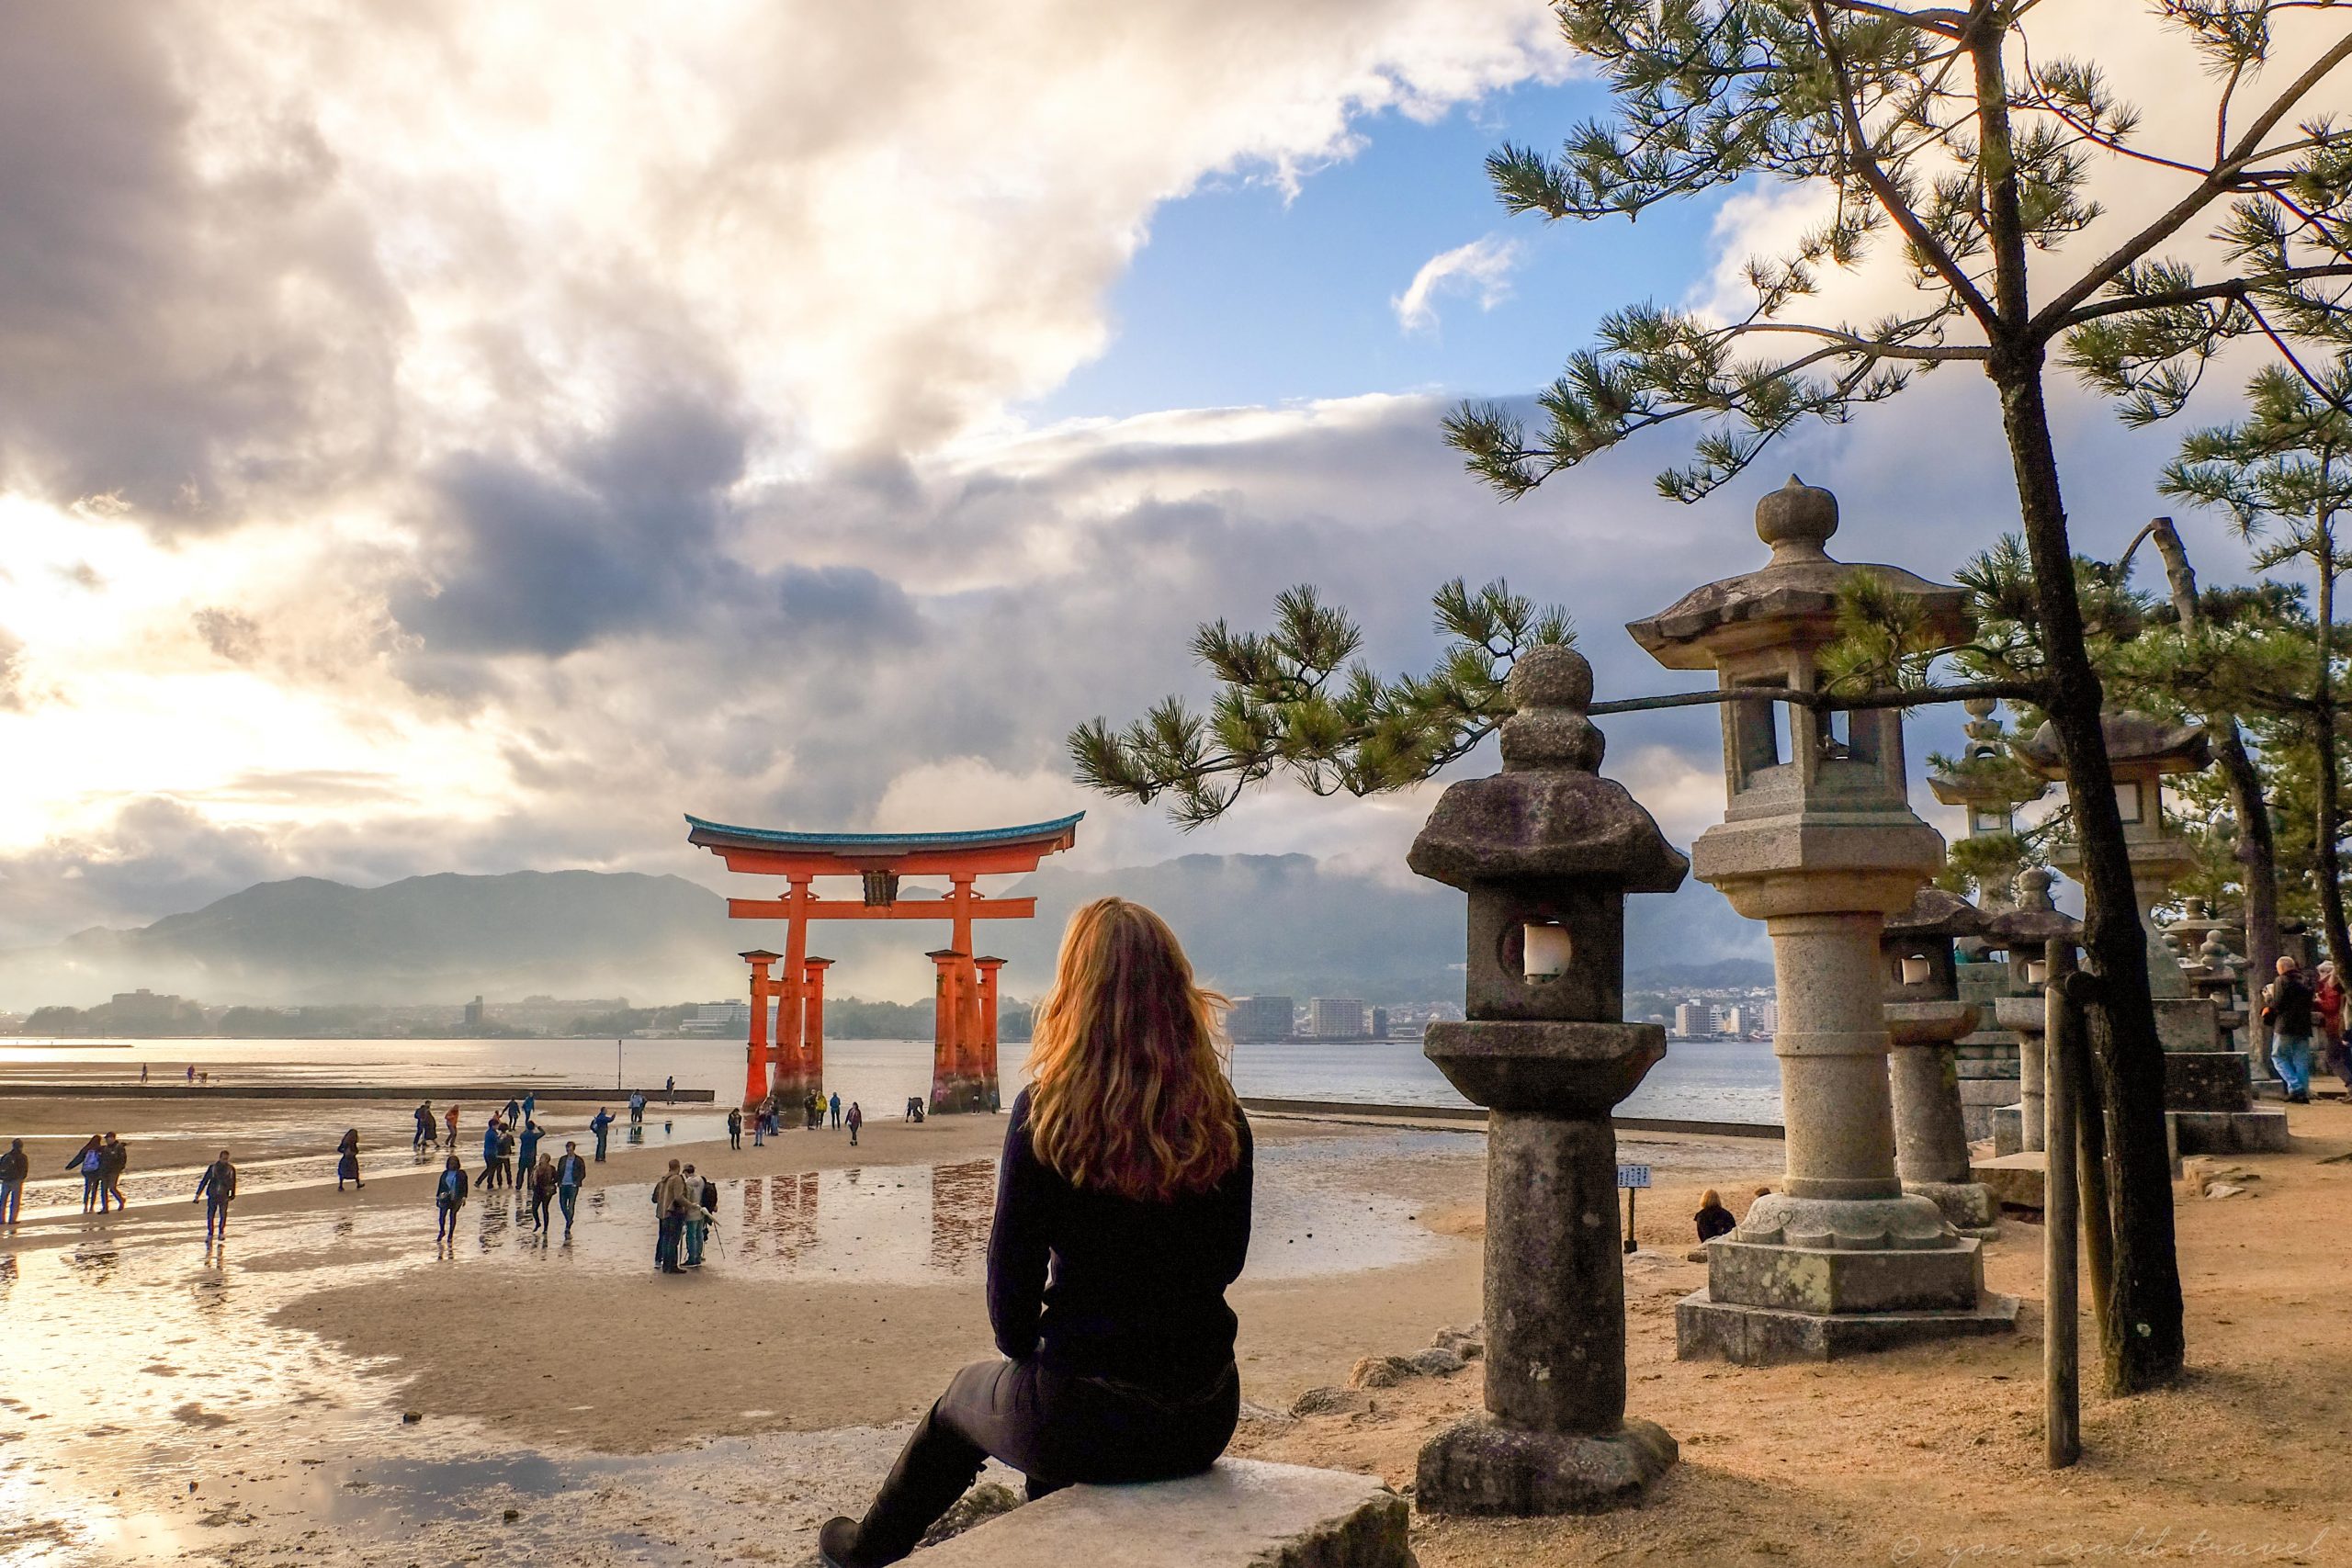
[818,897,1253,1568]
[435,1155,469,1244]
[1693,1188,1736,1244]
[194,1150,237,1241]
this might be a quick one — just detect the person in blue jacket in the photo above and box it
[481,1116,504,1190]
[435,1155,469,1244]
[517,1119,543,1179]
[193,1149,237,1241]
[588,1107,615,1162]
[555,1142,589,1235]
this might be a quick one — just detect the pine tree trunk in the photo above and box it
[2144,520,2281,1071]
[1992,344,2187,1393]
[2313,537,2349,969]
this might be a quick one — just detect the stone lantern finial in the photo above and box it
[1756,474,1838,560]
[1498,646,1603,773]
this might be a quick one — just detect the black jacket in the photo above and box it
[987,1087,1251,1393]
[2264,974,2316,1036]
[555,1154,587,1187]
[0,1148,27,1183]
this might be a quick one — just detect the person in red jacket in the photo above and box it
[2318,961,2350,1092]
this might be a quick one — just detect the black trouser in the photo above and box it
[850,1358,1238,1564]
[530,1191,552,1229]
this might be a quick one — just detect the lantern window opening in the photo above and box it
[1971,807,2009,835]
[2115,780,2144,825]
[1899,953,1933,987]
[1520,919,1575,982]
[2024,957,2051,985]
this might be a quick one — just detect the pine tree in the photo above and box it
[1436,0,2352,1396]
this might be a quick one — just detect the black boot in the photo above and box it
[829,1403,988,1565]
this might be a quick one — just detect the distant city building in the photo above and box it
[680,1000,752,1036]
[1673,1001,1714,1039]
[1228,995,1295,1043]
[1370,1006,1389,1039]
[1308,998,1368,1039]
[463,995,486,1030]
[1751,999,1778,1035]
[108,989,185,1028]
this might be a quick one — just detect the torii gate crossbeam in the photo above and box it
[685,812,1081,1114]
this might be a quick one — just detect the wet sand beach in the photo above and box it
[12,1089,2339,1567]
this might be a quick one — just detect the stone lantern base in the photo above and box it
[1676,1193,2018,1363]
[1417,1416,1677,1516]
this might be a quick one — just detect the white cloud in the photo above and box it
[1391,233,1525,333]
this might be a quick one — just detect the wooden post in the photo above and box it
[739,950,779,1109]
[2044,936,2081,1469]
[803,957,833,1101]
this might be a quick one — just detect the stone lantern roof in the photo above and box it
[1408,648,1689,895]
[1883,887,1989,942]
[1984,869,2079,947]
[2011,713,2210,780]
[1624,477,1971,667]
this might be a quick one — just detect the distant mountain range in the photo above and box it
[0,853,1767,1011]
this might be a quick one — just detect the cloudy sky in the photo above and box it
[1,3,2339,975]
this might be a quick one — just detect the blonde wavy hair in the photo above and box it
[1023,897,1242,1201]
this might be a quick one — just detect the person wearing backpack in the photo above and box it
[435,1155,469,1244]
[2261,954,2317,1102]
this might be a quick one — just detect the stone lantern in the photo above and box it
[2012,713,2207,999]
[1983,868,2077,1159]
[1408,645,1686,1515]
[1880,889,1994,1232]
[1628,476,2015,1361]
[2011,716,2286,1153]
[1927,698,2047,910]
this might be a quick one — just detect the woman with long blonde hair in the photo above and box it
[820,897,1252,1568]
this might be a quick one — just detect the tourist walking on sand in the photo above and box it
[0,1137,28,1224]
[518,1119,542,1176]
[817,897,1253,1568]
[481,1116,504,1190]
[726,1106,741,1150]
[2261,955,2318,1102]
[830,1091,842,1130]
[846,1101,863,1146]
[69,1135,102,1213]
[98,1133,129,1213]
[589,1106,615,1162]
[555,1142,588,1235]
[629,1090,646,1126]
[752,1100,768,1148]
[497,1122,518,1191]
[652,1159,690,1273]
[435,1155,469,1243]
[414,1100,435,1153]
[445,1103,460,1145]
[2319,961,2352,1093]
[194,1150,237,1240]
[1693,1189,1737,1243]
[527,1153,559,1233]
[665,1075,675,1105]
[522,1090,537,1126]
[336,1128,364,1191]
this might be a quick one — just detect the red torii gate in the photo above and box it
[684,812,1082,1113]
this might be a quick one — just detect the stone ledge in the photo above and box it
[1676,1287,2019,1364]
[2170,1109,2290,1155]
[1971,1150,2044,1211]
[911,1461,1415,1568]
[1705,1235,1983,1314]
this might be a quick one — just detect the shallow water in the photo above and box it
[4,1034,1788,1122]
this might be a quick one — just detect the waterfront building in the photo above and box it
[1308,997,1367,1039]
[1228,995,1295,1043]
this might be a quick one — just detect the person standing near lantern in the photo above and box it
[2260,956,2316,1102]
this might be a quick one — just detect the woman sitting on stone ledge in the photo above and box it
[820,897,1255,1568]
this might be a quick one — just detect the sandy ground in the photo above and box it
[7,1090,2343,1566]
[1236,1099,2352,1568]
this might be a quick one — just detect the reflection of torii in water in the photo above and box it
[684,813,1083,1113]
